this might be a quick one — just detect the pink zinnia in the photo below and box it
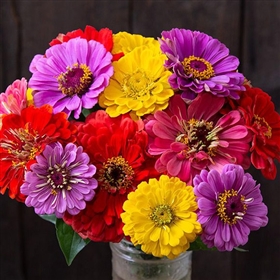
[145,93,251,184]
[0,78,28,128]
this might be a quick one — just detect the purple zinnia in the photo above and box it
[29,37,113,119]
[159,28,245,101]
[193,164,268,251]
[20,142,98,218]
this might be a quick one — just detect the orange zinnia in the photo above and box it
[0,105,77,202]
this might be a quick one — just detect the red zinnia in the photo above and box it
[49,25,123,61]
[0,105,77,202]
[237,86,280,179]
[63,110,159,242]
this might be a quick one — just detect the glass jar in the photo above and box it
[110,239,192,280]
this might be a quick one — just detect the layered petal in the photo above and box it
[63,111,159,242]
[121,175,202,259]
[193,164,268,251]
[159,28,245,101]
[29,37,113,119]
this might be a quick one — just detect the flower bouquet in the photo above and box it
[1,25,279,278]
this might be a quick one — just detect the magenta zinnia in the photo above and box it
[29,37,113,119]
[145,93,251,184]
[193,164,268,251]
[159,28,245,101]
[20,142,97,217]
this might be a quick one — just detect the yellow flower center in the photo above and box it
[150,204,174,227]
[98,156,135,194]
[253,114,272,139]
[182,55,215,80]
[122,69,154,99]
[1,127,44,168]
[176,118,218,156]
[57,63,93,96]
[217,189,248,225]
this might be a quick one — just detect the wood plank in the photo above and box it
[18,0,131,81]
[241,0,280,95]
[1,0,279,279]
[133,1,243,279]
[0,1,130,279]
[233,167,280,280]
[0,0,21,89]
[0,2,26,279]
[0,196,25,280]
[132,0,243,56]
[18,209,112,279]
[234,2,280,279]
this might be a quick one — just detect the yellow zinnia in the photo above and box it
[26,88,34,105]
[112,31,159,55]
[121,175,202,259]
[99,43,174,120]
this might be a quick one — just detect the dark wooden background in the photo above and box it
[1,1,279,279]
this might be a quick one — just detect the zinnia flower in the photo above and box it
[49,25,122,61]
[236,86,280,179]
[145,93,251,185]
[159,28,245,101]
[193,164,268,251]
[98,43,174,120]
[0,105,77,202]
[0,78,28,128]
[112,31,159,56]
[29,37,113,119]
[63,110,159,242]
[121,174,202,259]
[20,142,97,218]
[49,25,113,49]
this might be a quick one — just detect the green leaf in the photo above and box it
[82,104,102,118]
[39,214,57,224]
[189,236,217,251]
[55,219,90,265]
[82,108,91,118]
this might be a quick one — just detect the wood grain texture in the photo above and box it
[132,0,243,56]
[236,3,280,278]
[0,1,279,279]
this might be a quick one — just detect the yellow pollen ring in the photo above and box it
[122,70,153,99]
[150,204,174,227]
[182,55,215,80]
[217,190,247,225]
[28,147,39,160]
[253,114,272,138]
[51,189,57,196]
[98,156,135,192]
[12,160,26,168]
[176,118,217,156]
[57,63,93,96]
[4,127,41,168]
